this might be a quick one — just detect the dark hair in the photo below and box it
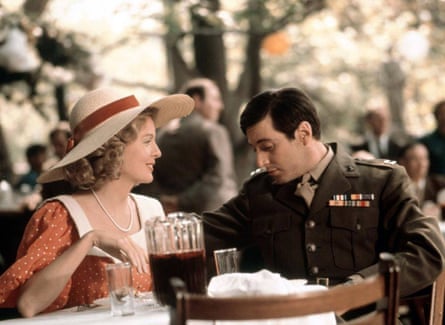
[240,87,321,139]
[49,128,71,141]
[184,85,205,101]
[396,141,427,161]
[26,144,46,160]
[433,100,445,119]
[181,78,218,101]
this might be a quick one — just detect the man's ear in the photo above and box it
[294,121,312,143]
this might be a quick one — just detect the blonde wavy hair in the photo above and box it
[64,108,155,190]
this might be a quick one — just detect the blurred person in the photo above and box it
[419,99,445,175]
[43,122,71,169]
[134,78,238,214]
[0,87,193,317]
[37,123,73,207]
[201,87,445,304]
[350,99,408,161]
[350,150,375,160]
[397,141,445,220]
[14,144,47,192]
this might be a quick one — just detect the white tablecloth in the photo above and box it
[1,302,334,325]
[0,304,170,325]
[0,280,335,325]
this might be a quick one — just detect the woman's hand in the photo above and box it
[89,230,149,274]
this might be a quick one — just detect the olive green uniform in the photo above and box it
[203,143,445,297]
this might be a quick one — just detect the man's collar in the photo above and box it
[308,144,334,182]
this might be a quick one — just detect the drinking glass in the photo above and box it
[145,212,207,307]
[106,262,135,316]
[213,248,240,275]
[316,277,330,287]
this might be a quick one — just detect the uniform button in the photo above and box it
[347,165,354,172]
[306,220,316,228]
[306,243,317,253]
[356,223,361,231]
[310,266,319,275]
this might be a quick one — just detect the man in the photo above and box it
[135,78,238,214]
[202,87,445,299]
[43,122,72,170]
[350,100,408,161]
[14,144,47,192]
[419,100,445,175]
[397,141,445,220]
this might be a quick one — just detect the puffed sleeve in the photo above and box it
[0,201,78,312]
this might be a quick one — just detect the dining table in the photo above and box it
[0,302,335,325]
[0,285,336,325]
[0,302,171,325]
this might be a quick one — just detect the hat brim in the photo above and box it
[38,94,194,184]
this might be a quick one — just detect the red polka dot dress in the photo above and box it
[0,193,161,314]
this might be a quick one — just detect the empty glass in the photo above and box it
[106,262,135,316]
[213,248,240,275]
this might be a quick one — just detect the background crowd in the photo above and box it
[5,88,445,221]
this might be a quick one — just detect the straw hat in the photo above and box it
[38,87,194,183]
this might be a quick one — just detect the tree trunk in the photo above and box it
[23,0,51,18]
[0,125,13,182]
[379,59,406,133]
[190,0,228,103]
[230,31,265,181]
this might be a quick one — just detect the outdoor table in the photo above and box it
[0,304,170,325]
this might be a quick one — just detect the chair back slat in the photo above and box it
[429,268,445,325]
[399,267,445,325]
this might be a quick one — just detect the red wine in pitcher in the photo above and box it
[149,249,206,306]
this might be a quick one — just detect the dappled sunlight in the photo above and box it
[1,0,445,168]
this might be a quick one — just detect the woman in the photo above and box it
[0,88,194,317]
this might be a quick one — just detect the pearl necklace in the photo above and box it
[91,189,134,232]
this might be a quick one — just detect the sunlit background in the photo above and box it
[1,0,445,175]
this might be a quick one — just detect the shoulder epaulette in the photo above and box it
[355,158,397,167]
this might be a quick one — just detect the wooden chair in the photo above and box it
[400,268,445,325]
[173,252,400,325]
[429,269,445,325]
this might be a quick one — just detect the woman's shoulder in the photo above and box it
[16,199,76,257]
[25,199,74,235]
[32,199,70,220]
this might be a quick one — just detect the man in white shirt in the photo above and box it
[397,141,445,219]
[350,101,409,161]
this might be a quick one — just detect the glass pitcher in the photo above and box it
[145,212,207,306]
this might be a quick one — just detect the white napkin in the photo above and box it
[207,269,307,297]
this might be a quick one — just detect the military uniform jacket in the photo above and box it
[202,143,445,297]
[423,174,445,205]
